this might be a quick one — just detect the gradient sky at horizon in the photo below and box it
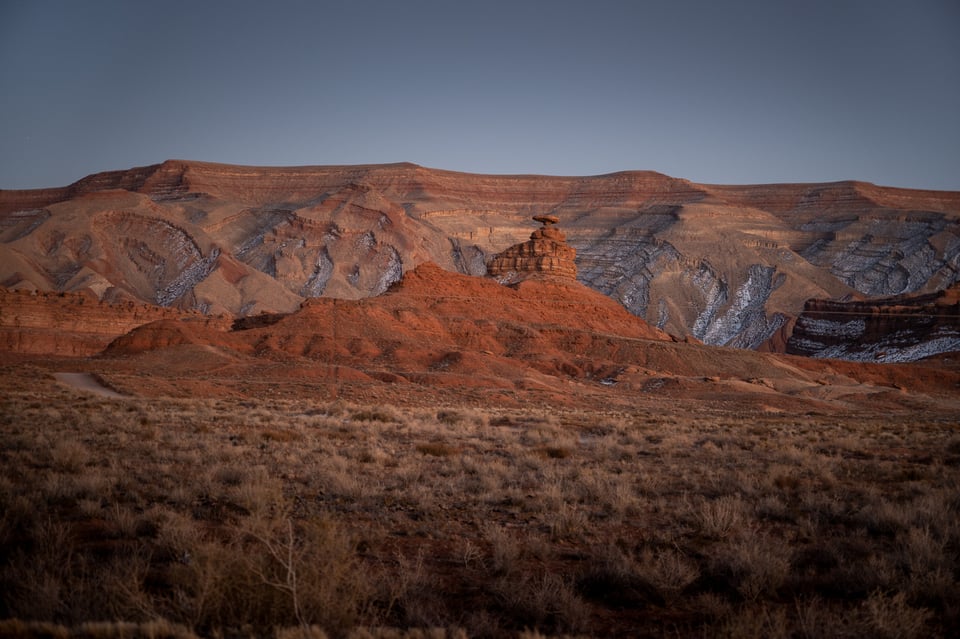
[2,0,959,190]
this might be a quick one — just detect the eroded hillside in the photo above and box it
[3,160,959,349]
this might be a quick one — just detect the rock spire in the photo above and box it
[487,215,577,282]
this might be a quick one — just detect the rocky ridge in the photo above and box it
[2,160,959,353]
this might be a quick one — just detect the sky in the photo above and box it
[1,0,959,191]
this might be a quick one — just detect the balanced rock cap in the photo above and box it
[533,214,560,226]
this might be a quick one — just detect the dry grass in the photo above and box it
[1,381,958,638]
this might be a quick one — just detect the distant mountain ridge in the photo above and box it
[2,159,959,353]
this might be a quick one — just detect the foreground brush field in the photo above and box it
[1,358,958,639]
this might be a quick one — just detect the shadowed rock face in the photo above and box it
[786,286,960,363]
[2,160,959,351]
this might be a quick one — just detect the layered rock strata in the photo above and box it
[786,286,960,362]
[2,160,959,352]
[486,215,577,282]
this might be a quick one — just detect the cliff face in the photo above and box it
[2,160,959,351]
[786,286,960,363]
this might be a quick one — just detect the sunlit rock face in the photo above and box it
[786,286,960,363]
[2,160,959,352]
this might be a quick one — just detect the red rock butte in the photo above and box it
[486,215,577,283]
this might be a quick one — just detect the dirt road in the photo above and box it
[54,372,127,399]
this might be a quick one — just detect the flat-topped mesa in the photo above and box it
[487,215,577,283]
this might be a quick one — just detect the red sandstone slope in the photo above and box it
[94,263,960,412]
[0,260,951,411]
[106,260,670,360]
[208,262,673,383]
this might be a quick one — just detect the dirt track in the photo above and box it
[53,372,127,399]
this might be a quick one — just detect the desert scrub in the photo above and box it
[492,572,590,635]
[709,529,791,602]
[690,494,748,539]
[1,386,959,637]
[350,407,398,423]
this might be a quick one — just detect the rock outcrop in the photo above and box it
[786,286,960,362]
[486,215,577,282]
[2,160,959,352]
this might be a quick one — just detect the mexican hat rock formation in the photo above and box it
[486,215,577,283]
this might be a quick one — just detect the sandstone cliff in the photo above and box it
[2,160,959,351]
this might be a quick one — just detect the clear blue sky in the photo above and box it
[2,0,959,190]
